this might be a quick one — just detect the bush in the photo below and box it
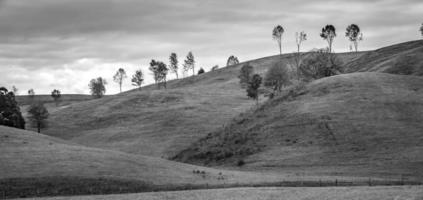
[264,63,290,92]
[299,49,343,81]
[237,159,245,166]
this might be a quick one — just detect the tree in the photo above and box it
[295,31,307,79]
[12,86,18,95]
[264,63,290,93]
[169,53,179,79]
[89,77,107,98]
[113,68,127,93]
[27,102,48,133]
[238,64,254,88]
[346,24,363,52]
[320,25,336,53]
[183,51,195,76]
[149,60,168,89]
[246,74,262,106]
[272,25,285,55]
[0,87,25,129]
[227,55,239,66]
[198,68,205,75]
[51,89,61,106]
[28,89,35,101]
[211,65,219,71]
[420,23,423,37]
[299,49,343,81]
[131,70,144,90]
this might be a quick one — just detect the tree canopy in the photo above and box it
[89,77,107,98]
[27,102,49,133]
[113,68,127,93]
[0,87,25,129]
[320,25,336,53]
[272,25,285,55]
[131,69,144,90]
[227,55,240,66]
[149,60,169,89]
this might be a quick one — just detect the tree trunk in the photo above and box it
[119,82,122,93]
[279,41,282,55]
[176,72,179,79]
[37,122,41,133]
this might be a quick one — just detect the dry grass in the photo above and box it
[22,186,423,200]
[175,72,423,180]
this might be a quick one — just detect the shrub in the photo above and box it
[237,159,245,166]
[299,49,343,81]
[264,63,290,92]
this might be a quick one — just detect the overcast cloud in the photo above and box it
[1,0,422,94]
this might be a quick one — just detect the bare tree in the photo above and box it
[272,25,285,55]
[131,70,144,90]
[113,68,127,93]
[346,24,363,52]
[320,25,336,53]
[295,31,307,78]
[169,53,179,79]
[27,102,49,133]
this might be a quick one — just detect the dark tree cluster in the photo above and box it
[299,49,343,81]
[0,87,25,129]
[89,77,107,98]
[264,63,290,93]
[149,60,169,89]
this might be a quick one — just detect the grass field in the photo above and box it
[21,186,423,200]
[175,72,423,180]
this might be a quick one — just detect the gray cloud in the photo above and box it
[0,0,422,94]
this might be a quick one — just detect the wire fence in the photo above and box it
[1,177,422,199]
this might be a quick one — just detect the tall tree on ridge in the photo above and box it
[184,51,195,76]
[272,25,285,55]
[113,68,127,93]
[169,53,179,79]
[131,69,144,90]
[295,31,307,79]
[320,24,336,53]
[345,24,363,52]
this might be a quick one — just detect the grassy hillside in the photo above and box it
[16,94,94,106]
[26,186,423,200]
[345,40,423,75]
[42,52,363,158]
[174,72,423,180]
[2,125,315,198]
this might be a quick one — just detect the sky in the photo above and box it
[1,0,422,95]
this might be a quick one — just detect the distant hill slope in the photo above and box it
[43,40,421,160]
[174,72,423,179]
[16,94,94,106]
[345,40,423,75]
[42,53,361,158]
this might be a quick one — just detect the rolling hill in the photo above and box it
[1,125,310,198]
[41,51,365,158]
[345,40,423,75]
[174,72,423,180]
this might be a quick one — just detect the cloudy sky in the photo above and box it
[1,0,422,94]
